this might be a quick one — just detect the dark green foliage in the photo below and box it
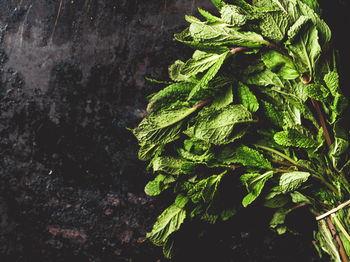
[130,0,350,260]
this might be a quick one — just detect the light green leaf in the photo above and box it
[305,83,329,102]
[235,145,272,169]
[287,15,311,43]
[241,171,274,207]
[188,51,229,100]
[175,194,189,208]
[274,128,318,148]
[168,60,189,82]
[147,82,196,112]
[264,194,290,208]
[285,25,321,80]
[270,207,288,232]
[261,100,284,127]
[153,156,186,175]
[184,104,254,145]
[261,50,299,79]
[163,238,176,259]
[324,70,339,97]
[259,11,289,42]
[145,174,176,196]
[290,191,312,204]
[237,82,259,112]
[210,85,233,110]
[245,69,284,87]
[198,7,222,23]
[188,172,225,204]
[132,106,198,160]
[220,5,247,26]
[279,171,310,193]
[181,52,225,77]
[147,204,186,246]
[189,22,268,47]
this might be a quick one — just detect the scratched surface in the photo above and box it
[0,0,349,261]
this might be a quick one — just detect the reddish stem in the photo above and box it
[192,99,212,108]
[311,99,332,147]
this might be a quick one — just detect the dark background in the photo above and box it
[0,0,349,261]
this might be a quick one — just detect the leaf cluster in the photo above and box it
[130,0,350,260]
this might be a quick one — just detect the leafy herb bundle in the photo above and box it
[131,0,350,260]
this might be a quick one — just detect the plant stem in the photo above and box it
[331,213,350,243]
[255,144,298,166]
[326,216,349,262]
[311,99,332,147]
[192,99,212,108]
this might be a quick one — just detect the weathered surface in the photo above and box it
[0,0,348,261]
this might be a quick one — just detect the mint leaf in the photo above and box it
[245,69,284,87]
[237,82,259,112]
[285,25,321,80]
[274,128,318,148]
[261,50,299,80]
[305,83,329,102]
[188,172,225,204]
[147,204,186,246]
[220,5,247,26]
[235,145,272,169]
[145,174,176,196]
[210,85,233,110]
[132,106,198,160]
[188,51,229,100]
[241,171,274,207]
[184,104,254,145]
[324,70,339,96]
[181,52,226,77]
[259,11,289,42]
[279,171,310,193]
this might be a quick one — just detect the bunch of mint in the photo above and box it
[130,0,350,260]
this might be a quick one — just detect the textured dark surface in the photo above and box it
[0,0,349,261]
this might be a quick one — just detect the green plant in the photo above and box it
[131,0,350,260]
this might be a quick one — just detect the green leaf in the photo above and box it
[188,172,225,204]
[279,171,310,193]
[175,194,189,208]
[285,25,321,80]
[181,52,226,77]
[287,15,311,43]
[132,106,198,160]
[147,204,186,246]
[168,60,190,82]
[153,156,186,175]
[324,70,339,97]
[261,100,284,127]
[163,238,176,259]
[305,83,329,102]
[145,174,176,196]
[184,104,254,145]
[274,128,318,148]
[198,7,222,23]
[189,22,268,47]
[188,51,229,100]
[211,0,225,11]
[261,50,299,80]
[300,0,322,15]
[147,82,197,112]
[210,85,233,110]
[220,5,247,26]
[297,1,331,45]
[235,145,272,169]
[290,191,312,204]
[259,11,289,42]
[241,171,274,207]
[237,82,259,112]
[245,69,284,87]
[270,208,288,234]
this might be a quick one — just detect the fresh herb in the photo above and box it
[131,0,350,260]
